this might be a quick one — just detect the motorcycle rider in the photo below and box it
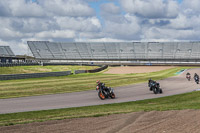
[148,78,162,94]
[96,80,115,99]
[148,79,157,91]
[194,73,199,81]
[194,73,199,78]
[186,72,191,76]
[148,78,153,87]
[96,80,108,91]
[186,72,191,80]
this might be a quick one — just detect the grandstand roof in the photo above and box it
[0,46,15,57]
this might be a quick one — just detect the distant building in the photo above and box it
[0,46,26,63]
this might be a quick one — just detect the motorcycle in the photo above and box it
[149,80,163,94]
[96,84,115,100]
[194,76,199,84]
[186,75,191,81]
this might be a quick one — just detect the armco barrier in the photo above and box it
[0,71,71,80]
[0,65,108,80]
[74,70,86,74]
[87,65,108,73]
[0,63,39,67]
[74,65,108,74]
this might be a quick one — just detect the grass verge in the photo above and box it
[0,65,99,74]
[0,66,195,99]
[1,91,200,126]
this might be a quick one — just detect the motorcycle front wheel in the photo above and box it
[110,93,115,99]
[159,89,163,94]
[98,91,106,100]
[153,87,159,94]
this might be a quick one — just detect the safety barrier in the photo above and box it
[0,63,39,67]
[87,65,108,73]
[74,70,86,74]
[0,71,71,80]
[0,65,108,80]
[74,65,108,74]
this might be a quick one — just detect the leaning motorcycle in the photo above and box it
[186,75,191,81]
[96,84,115,100]
[149,81,163,94]
[194,76,199,84]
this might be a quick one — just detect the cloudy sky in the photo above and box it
[0,0,200,55]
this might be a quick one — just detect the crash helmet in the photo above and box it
[96,80,100,84]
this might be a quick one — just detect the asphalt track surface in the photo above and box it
[0,68,200,114]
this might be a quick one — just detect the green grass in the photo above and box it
[0,65,99,74]
[1,91,200,126]
[0,66,194,99]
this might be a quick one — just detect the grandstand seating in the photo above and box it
[27,41,200,62]
[104,42,118,59]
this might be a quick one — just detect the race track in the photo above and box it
[0,68,200,114]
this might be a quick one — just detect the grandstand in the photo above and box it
[0,46,29,65]
[0,46,15,56]
[27,41,200,65]
[0,46,15,63]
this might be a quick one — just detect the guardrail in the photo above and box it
[0,63,39,67]
[74,70,86,74]
[74,65,108,74]
[87,65,108,73]
[0,71,71,80]
[0,65,108,80]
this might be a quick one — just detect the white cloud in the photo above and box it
[103,14,141,40]
[144,27,200,40]
[35,30,76,39]
[78,31,104,39]
[166,0,179,18]
[168,14,191,29]
[0,0,45,17]
[0,0,95,17]
[182,0,200,13]
[10,0,45,17]
[100,2,124,23]
[55,16,101,32]
[0,27,24,40]
[120,0,179,18]
[100,3,120,14]
[75,37,126,42]
[37,0,95,17]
